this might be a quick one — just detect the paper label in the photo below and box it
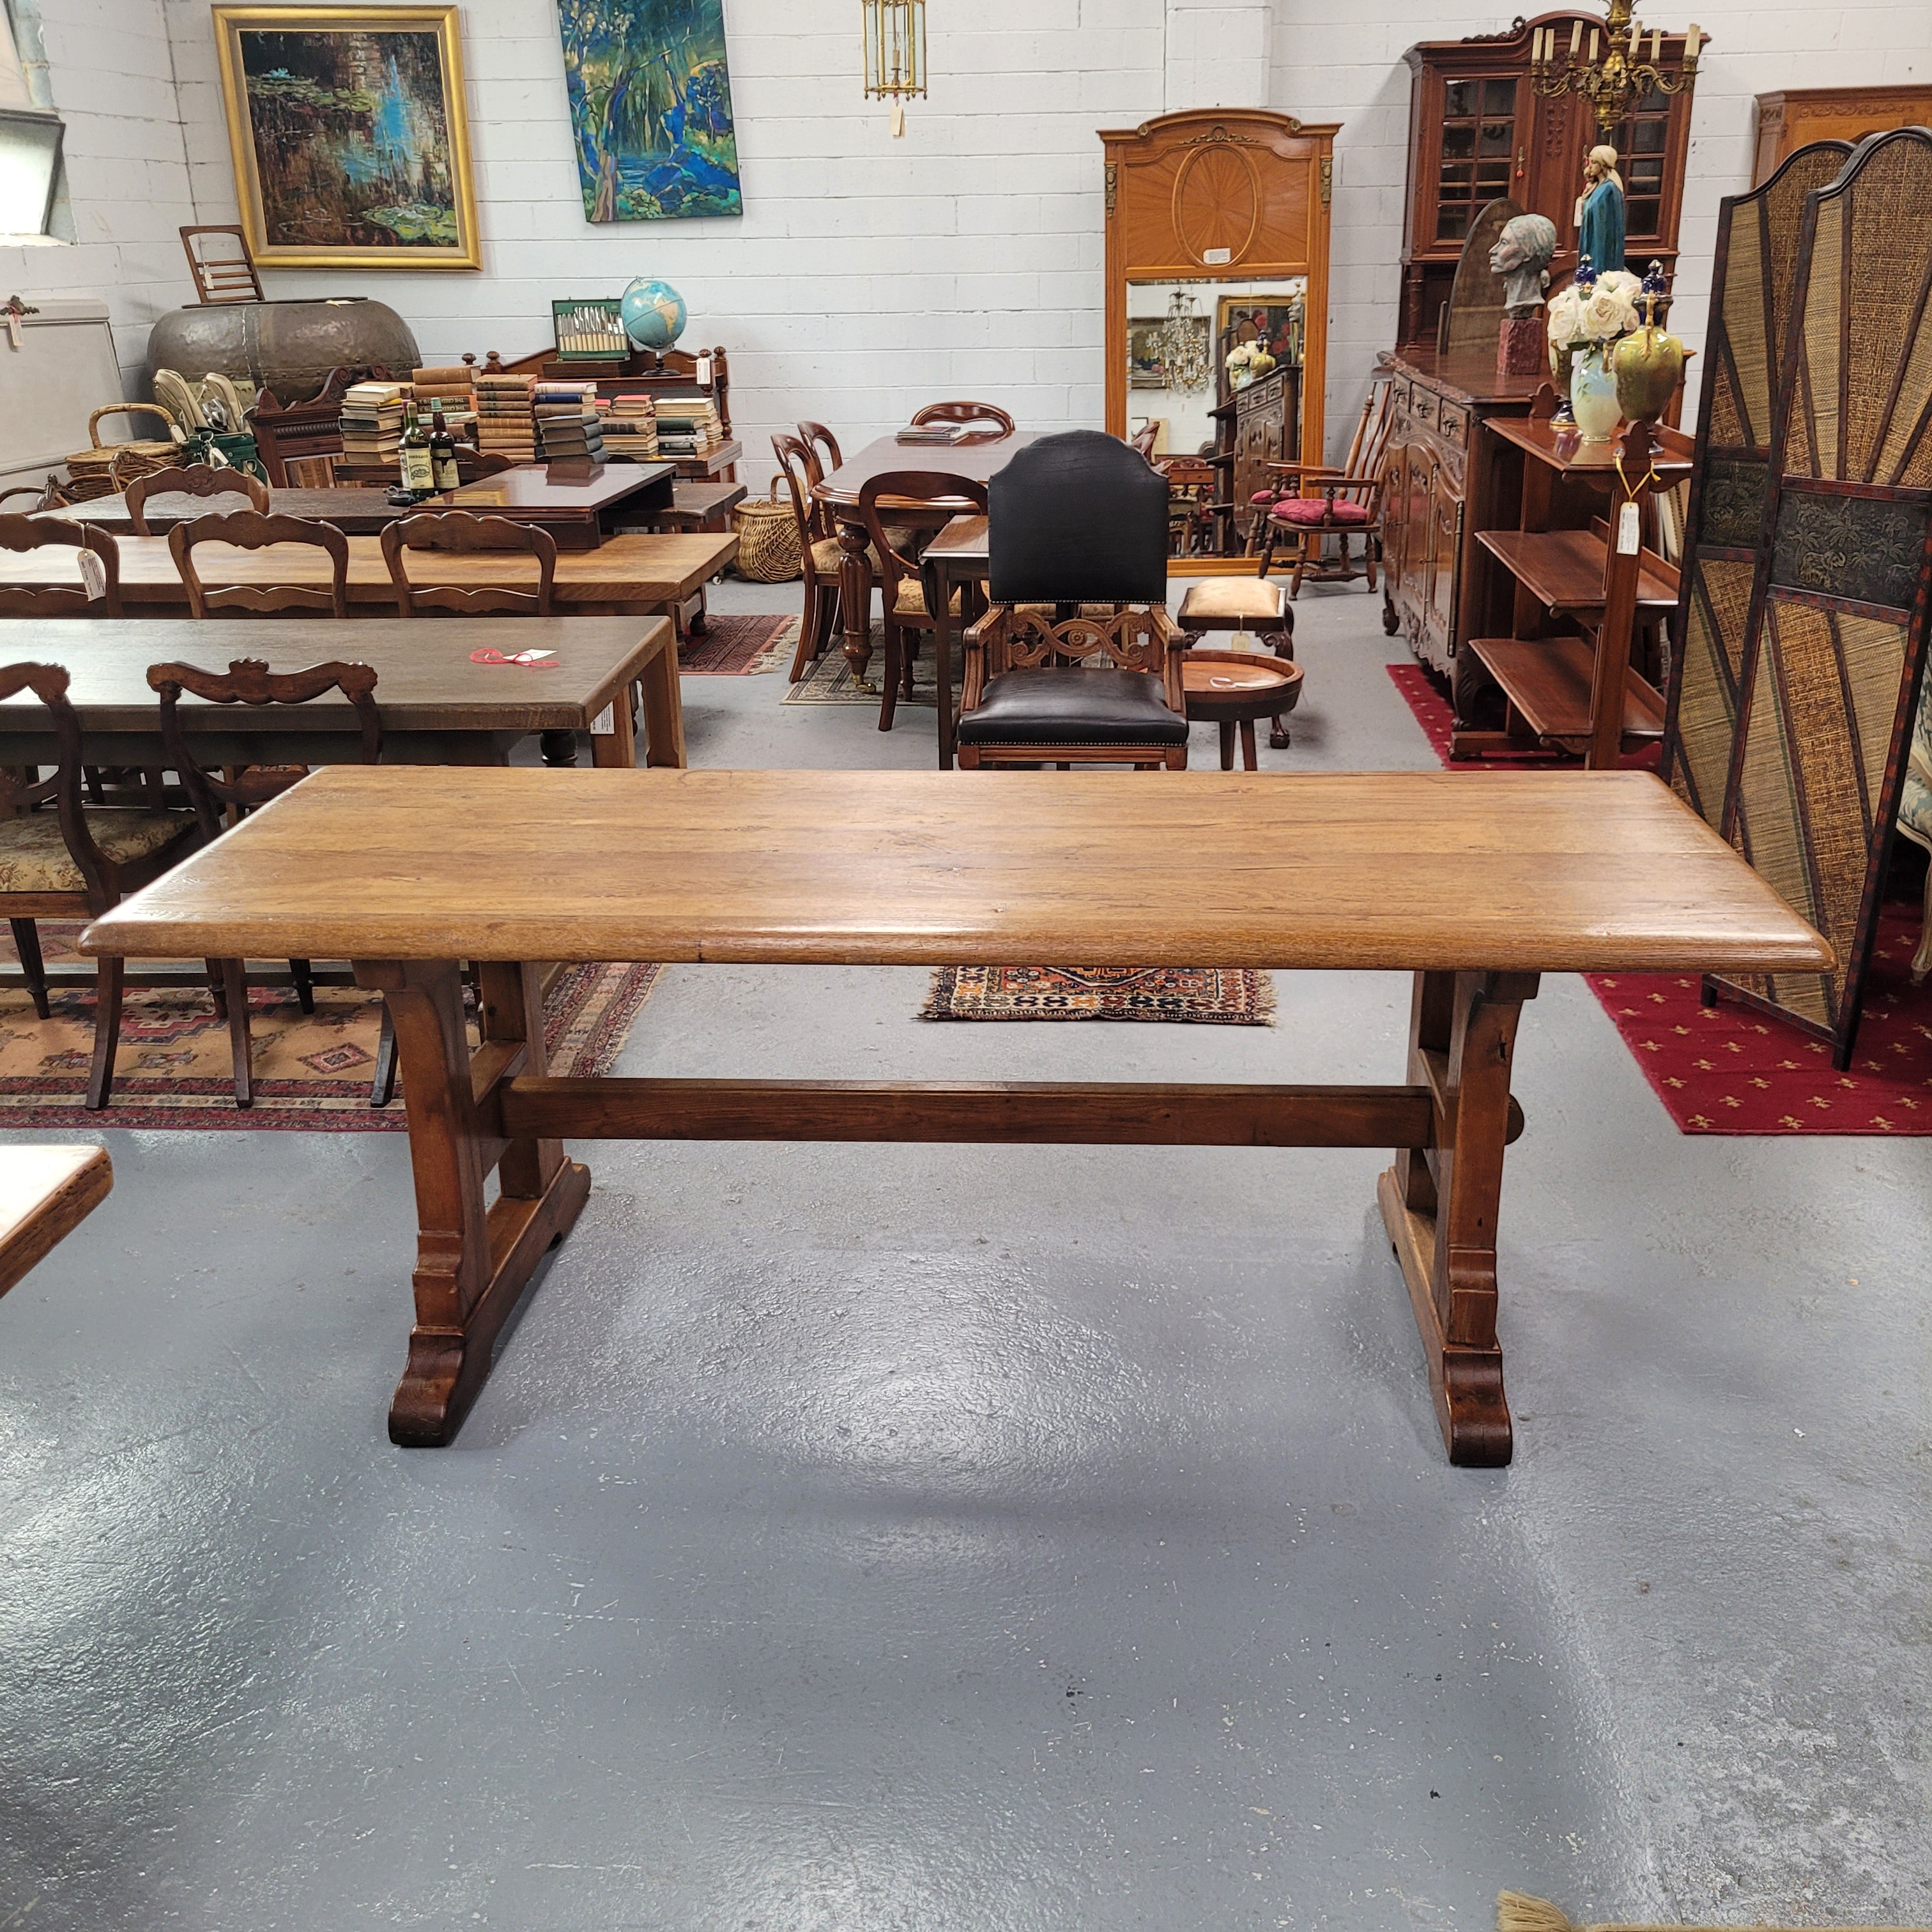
[591,703,615,735]
[696,355,714,387]
[1202,246,1232,265]
[77,550,107,599]
[1616,502,1641,555]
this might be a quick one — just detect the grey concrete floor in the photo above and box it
[3,583,1929,1931]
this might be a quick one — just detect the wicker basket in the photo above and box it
[732,480,802,582]
[66,403,185,491]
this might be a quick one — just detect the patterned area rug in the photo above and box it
[1386,661,1932,1134]
[1,923,660,1131]
[924,965,1275,1023]
[784,641,940,706]
[679,613,797,675]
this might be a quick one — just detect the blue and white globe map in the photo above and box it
[622,278,687,351]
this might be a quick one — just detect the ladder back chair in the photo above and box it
[1254,374,1395,596]
[149,657,383,1108]
[0,514,123,618]
[1,661,203,1108]
[380,511,558,618]
[124,462,270,535]
[956,431,1187,771]
[911,401,1016,434]
[168,510,350,618]
[856,471,989,734]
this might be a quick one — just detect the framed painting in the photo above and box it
[557,0,743,222]
[211,4,480,271]
[1216,293,1305,367]
[1127,320,1169,388]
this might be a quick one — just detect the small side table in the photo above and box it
[1183,650,1305,769]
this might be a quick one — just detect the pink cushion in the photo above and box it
[1248,488,1280,505]
[1270,496,1371,528]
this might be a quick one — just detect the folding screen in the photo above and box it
[1661,140,1852,825]
[1710,128,1932,1065]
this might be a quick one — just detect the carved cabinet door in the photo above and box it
[1428,459,1462,652]
[1379,438,1409,618]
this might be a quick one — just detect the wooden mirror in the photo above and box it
[1100,108,1339,569]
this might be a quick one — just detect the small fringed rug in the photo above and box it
[784,643,940,706]
[678,613,797,675]
[1498,1891,1923,1932]
[923,965,1275,1023]
[0,923,660,1131]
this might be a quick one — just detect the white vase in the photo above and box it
[1570,345,1623,442]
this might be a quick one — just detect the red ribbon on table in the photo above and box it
[469,647,560,669]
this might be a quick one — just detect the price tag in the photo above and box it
[590,703,615,736]
[77,550,107,600]
[696,355,713,387]
[1616,501,1641,555]
[1202,247,1232,266]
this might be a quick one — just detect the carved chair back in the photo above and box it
[125,462,270,535]
[148,657,381,829]
[0,515,123,618]
[911,400,1016,434]
[857,471,988,629]
[797,420,843,476]
[380,512,558,617]
[169,510,349,618]
[772,434,829,556]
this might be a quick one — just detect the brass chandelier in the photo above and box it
[1529,0,1703,132]
[862,0,926,138]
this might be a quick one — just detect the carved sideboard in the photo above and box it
[1379,349,1544,714]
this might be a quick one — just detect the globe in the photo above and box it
[622,278,687,353]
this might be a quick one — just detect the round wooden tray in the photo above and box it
[1181,648,1304,721]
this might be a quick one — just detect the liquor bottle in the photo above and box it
[402,404,435,497]
[429,399,460,492]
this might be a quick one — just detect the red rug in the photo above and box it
[678,613,797,675]
[1386,661,1932,1135]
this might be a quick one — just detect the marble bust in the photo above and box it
[1489,213,1559,318]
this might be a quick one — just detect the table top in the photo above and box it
[1,1145,112,1300]
[2,531,735,607]
[926,515,991,571]
[84,767,1833,976]
[816,433,1039,509]
[0,617,669,736]
[436,463,673,514]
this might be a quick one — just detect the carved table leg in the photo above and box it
[355,957,590,1447]
[836,514,876,687]
[1377,968,1539,1466]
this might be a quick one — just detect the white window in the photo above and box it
[0,0,65,241]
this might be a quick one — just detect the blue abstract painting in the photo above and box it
[558,0,742,222]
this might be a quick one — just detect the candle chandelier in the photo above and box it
[1154,291,1212,397]
[862,0,926,139]
[1529,0,1703,133]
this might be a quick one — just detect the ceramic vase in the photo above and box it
[1570,344,1622,441]
[1610,318,1686,424]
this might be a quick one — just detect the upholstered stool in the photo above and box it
[1176,577,1296,747]
[1181,650,1305,767]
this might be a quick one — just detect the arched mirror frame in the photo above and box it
[1100,108,1338,574]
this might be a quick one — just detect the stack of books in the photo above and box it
[654,395,724,459]
[339,380,406,468]
[474,372,537,463]
[411,363,477,443]
[598,394,659,461]
[895,421,972,445]
[534,379,604,460]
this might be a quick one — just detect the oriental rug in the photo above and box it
[0,923,660,1131]
[1388,663,1932,1134]
[677,613,795,675]
[923,965,1275,1024]
[1497,1892,1923,1932]
[784,643,940,705]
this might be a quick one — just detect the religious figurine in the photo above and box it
[1576,144,1626,277]
[1490,213,1559,318]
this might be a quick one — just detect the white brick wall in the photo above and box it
[0,0,197,397]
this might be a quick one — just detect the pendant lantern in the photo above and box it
[862,0,926,138]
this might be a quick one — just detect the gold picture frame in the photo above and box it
[212,4,480,271]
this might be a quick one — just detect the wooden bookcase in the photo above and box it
[1399,13,1699,348]
[1459,395,1692,769]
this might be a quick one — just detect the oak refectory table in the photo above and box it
[81,767,1832,1466]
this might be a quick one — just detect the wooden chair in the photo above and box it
[380,510,558,617]
[955,431,1187,771]
[797,420,843,474]
[461,449,517,480]
[857,471,988,733]
[149,657,382,1108]
[0,661,203,1108]
[0,514,123,618]
[125,462,269,535]
[169,510,349,618]
[773,433,845,682]
[180,224,264,305]
[1254,377,1395,596]
[1129,422,1160,459]
[0,479,58,515]
[911,400,1015,434]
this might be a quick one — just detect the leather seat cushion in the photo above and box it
[0,808,195,895]
[956,667,1188,747]
[1270,497,1372,528]
[1177,579,1288,623]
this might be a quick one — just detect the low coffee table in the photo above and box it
[1183,649,1305,767]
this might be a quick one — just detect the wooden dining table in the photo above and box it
[82,765,1831,1466]
[50,462,678,550]
[3,530,735,630]
[813,431,1037,687]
